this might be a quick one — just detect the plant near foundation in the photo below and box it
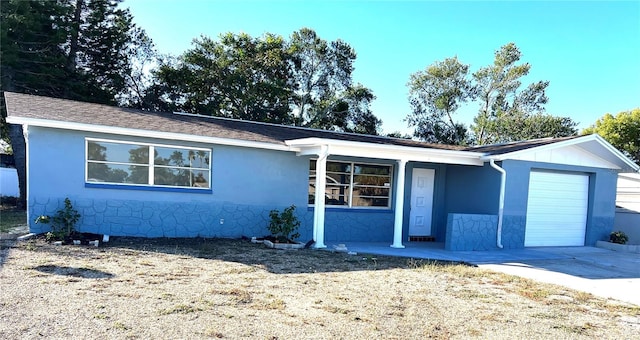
[35,198,81,242]
[609,231,628,245]
[268,205,300,242]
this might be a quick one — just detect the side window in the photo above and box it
[86,139,211,189]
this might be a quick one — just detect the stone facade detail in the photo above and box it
[30,197,313,240]
[501,215,526,249]
[445,213,498,251]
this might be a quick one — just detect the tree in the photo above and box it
[471,43,556,145]
[583,109,640,163]
[1,0,153,207]
[150,32,293,123]
[288,28,379,133]
[305,84,381,135]
[406,57,475,145]
[406,43,578,145]
[150,28,382,134]
[62,0,156,105]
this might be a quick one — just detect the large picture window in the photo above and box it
[86,139,211,189]
[309,160,392,208]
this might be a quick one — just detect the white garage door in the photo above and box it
[525,171,589,247]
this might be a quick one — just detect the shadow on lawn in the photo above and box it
[0,240,16,269]
[101,236,447,274]
[31,264,114,279]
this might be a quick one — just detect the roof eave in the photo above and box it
[481,134,640,172]
[286,137,485,166]
[7,116,296,152]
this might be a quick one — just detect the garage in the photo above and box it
[524,171,589,247]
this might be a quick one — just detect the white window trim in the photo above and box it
[85,137,212,190]
[310,159,394,209]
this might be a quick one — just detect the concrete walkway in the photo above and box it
[335,242,640,306]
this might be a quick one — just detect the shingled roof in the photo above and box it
[5,92,638,171]
[3,92,464,151]
[463,136,583,155]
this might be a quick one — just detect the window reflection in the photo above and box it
[87,140,211,189]
[309,160,392,208]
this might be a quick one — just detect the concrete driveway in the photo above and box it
[339,242,640,306]
[477,247,640,306]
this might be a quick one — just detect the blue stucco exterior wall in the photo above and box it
[501,159,619,248]
[445,163,501,215]
[26,127,407,243]
[320,208,395,243]
[27,127,314,239]
[438,160,618,251]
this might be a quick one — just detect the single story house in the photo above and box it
[5,92,639,250]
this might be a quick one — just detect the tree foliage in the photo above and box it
[406,43,577,145]
[406,57,475,145]
[150,28,381,135]
[1,0,153,207]
[583,109,640,163]
[1,0,154,106]
[471,43,564,145]
[149,33,292,123]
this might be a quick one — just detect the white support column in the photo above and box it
[391,159,407,248]
[312,146,329,248]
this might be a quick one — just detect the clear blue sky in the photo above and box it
[125,0,640,135]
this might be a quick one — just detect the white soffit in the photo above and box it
[486,135,639,172]
[285,138,485,166]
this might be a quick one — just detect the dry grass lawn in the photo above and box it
[1,237,639,339]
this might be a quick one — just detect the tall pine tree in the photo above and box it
[1,0,154,207]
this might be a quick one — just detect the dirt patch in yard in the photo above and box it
[1,237,638,339]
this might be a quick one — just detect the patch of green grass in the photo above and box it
[0,207,26,232]
[112,321,129,330]
[158,303,203,315]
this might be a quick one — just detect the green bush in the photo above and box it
[609,230,628,245]
[268,205,300,242]
[35,198,81,242]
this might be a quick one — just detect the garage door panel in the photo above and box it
[525,171,589,247]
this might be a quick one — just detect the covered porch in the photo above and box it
[286,138,489,249]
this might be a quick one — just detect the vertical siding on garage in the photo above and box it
[524,171,589,246]
[501,159,618,248]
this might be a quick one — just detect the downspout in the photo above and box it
[489,159,505,249]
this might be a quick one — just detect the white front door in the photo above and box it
[409,168,435,236]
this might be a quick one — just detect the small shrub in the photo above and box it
[609,231,628,245]
[268,205,300,242]
[35,198,81,242]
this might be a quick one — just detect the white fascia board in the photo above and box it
[7,117,297,152]
[286,138,484,166]
[481,135,598,161]
[482,134,639,172]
